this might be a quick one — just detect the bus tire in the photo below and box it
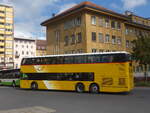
[75,83,85,93]
[31,82,38,90]
[12,81,16,88]
[89,83,99,93]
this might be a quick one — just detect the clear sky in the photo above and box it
[0,0,150,39]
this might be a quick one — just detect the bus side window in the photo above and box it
[21,58,26,65]
[36,58,41,65]
[70,56,74,64]
[55,57,59,64]
[60,56,64,64]
[47,57,52,64]
[113,54,125,62]
[57,57,61,64]
[87,55,95,63]
[101,55,111,63]
[96,55,102,63]
[64,56,69,64]
[41,58,46,64]
[26,59,30,65]
[81,56,86,63]
[32,58,37,65]
[74,56,80,64]
[51,57,56,64]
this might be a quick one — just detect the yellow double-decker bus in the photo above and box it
[20,52,134,93]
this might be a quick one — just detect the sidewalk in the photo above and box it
[0,106,56,113]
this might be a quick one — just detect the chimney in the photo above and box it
[52,13,55,17]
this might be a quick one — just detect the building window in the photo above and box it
[92,49,97,53]
[0,34,4,36]
[0,11,5,13]
[16,64,18,69]
[77,32,82,43]
[22,51,24,55]
[126,40,130,48]
[91,16,96,25]
[105,18,109,28]
[64,16,81,30]
[71,34,75,45]
[105,34,110,43]
[15,51,18,55]
[106,50,110,52]
[92,32,96,42]
[64,36,69,46]
[111,21,115,29]
[77,49,83,53]
[0,40,4,42]
[99,17,103,26]
[117,22,121,29]
[99,49,104,52]
[98,33,103,43]
[125,28,129,35]
[117,37,121,45]
[0,22,4,25]
[112,35,116,44]
[75,17,81,25]
[0,46,4,48]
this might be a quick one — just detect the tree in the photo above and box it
[132,34,150,82]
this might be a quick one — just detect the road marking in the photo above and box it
[0,106,56,113]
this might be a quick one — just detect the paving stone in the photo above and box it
[0,106,56,113]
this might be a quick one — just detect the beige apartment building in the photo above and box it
[41,1,150,55]
[36,39,47,56]
[0,4,14,70]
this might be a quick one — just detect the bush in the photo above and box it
[135,81,150,87]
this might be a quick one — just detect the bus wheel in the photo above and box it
[31,82,38,90]
[75,83,84,93]
[12,81,16,88]
[89,83,99,93]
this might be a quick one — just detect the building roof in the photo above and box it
[41,1,128,26]
[125,21,150,30]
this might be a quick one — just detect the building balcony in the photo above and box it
[5,26,13,29]
[0,48,4,51]
[0,30,5,34]
[0,13,5,17]
[0,37,4,40]
[5,31,13,34]
[0,19,5,23]
[0,42,4,46]
[0,25,4,28]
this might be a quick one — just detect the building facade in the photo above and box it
[14,37,36,69]
[41,1,150,55]
[0,4,14,70]
[36,39,47,56]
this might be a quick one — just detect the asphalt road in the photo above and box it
[0,87,150,113]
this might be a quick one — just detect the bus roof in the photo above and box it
[24,51,130,59]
